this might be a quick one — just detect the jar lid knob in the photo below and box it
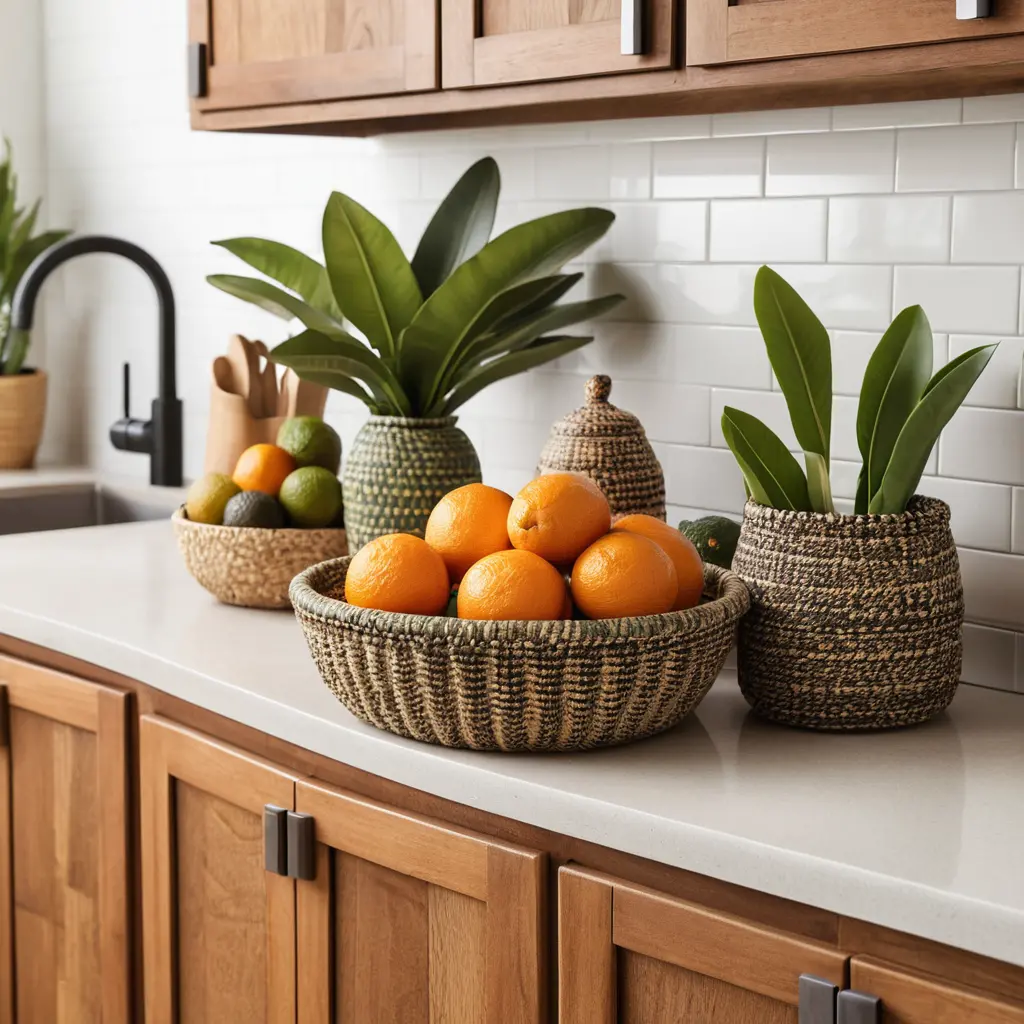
[585,375,612,403]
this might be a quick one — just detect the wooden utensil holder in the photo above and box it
[204,386,288,476]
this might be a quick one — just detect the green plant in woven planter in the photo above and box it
[208,158,622,549]
[723,266,996,731]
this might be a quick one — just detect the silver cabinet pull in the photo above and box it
[799,974,838,1024]
[837,990,881,1024]
[621,0,643,54]
[957,0,992,18]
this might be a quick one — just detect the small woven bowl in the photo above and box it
[172,508,348,609]
[289,558,750,752]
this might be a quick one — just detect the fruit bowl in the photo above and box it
[172,508,348,609]
[289,555,750,752]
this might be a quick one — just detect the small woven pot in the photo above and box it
[732,496,964,731]
[290,558,750,752]
[342,415,481,552]
[172,509,348,609]
[0,369,47,470]
[537,375,666,520]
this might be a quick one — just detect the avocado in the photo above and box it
[678,516,741,570]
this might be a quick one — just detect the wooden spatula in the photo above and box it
[226,334,262,418]
[252,340,278,420]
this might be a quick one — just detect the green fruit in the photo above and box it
[278,466,344,529]
[185,473,240,525]
[222,490,286,529]
[276,416,342,473]
[678,516,741,569]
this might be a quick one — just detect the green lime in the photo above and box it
[278,466,343,529]
[276,416,342,474]
[185,472,240,525]
[222,491,286,529]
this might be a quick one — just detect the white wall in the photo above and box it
[35,0,1024,693]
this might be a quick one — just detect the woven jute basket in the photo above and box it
[537,375,666,521]
[290,557,750,752]
[342,415,481,552]
[732,496,964,731]
[172,509,348,609]
[0,369,47,469]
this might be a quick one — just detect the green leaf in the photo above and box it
[212,237,342,320]
[854,467,869,516]
[869,344,997,515]
[753,266,832,464]
[399,208,615,413]
[5,198,40,274]
[1,326,30,376]
[720,407,812,511]
[322,192,422,360]
[804,451,835,514]
[205,274,346,340]
[441,335,593,414]
[411,157,500,298]
[0,230,70,307]
[856,305,933,509]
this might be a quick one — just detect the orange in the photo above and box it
[424,483,514,583]
[507,473,611,565]
[571,532,677,620]
[457,550,566,621]
[345,534,450,616]
[612,514,705,611]
[232,443,296,497]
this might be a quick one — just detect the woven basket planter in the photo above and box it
[732,496,964,731]
[0,369,47,469]
[342,415,481,552]
[290,557,750,752]
[172,509,348,609]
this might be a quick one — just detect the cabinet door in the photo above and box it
[442,0,675,88]
[294,778,547,1023]
[139,716,298,1024]
[0,656,131,1024]
[189,0,438,111]
[850,957,1024,1023]
[686,0,1024,66]
[558,866,848,1023]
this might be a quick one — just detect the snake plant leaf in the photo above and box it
[804,451,835,514]
[753,265,832,464]
[206,274,346,339]
[857,305,933,509]
[721,406,812,512]
[411,156,500,298]
[441,335,593,415]
[868,344,997,515]
[212,237,342,321]
[400,207,615,413]
[322,192,421,361]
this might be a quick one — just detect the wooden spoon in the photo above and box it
[225,334,262,418]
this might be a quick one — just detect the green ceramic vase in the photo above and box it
[343,416,482,551]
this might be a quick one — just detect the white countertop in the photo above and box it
[0,520,1022,968]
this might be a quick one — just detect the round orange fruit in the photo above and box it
[457,550,566,621]
[507,473,611,565]
[232,443,296,497]
[344,534,450,616]
[424,483,514,583]
[571,532,677,620]
[612,514,705,611]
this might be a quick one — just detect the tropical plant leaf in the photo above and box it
[854,467,869,516]
[5,198,40,274]
[206,274,346,340]
[0,229,70,306]
[490,272,583,330]
[868,344,997,515]
[720,406,812,511]
[804,451,835,514]
[322,192,421,360]
[753,265,832,464]
[411,157,500,298]
[857,305,933,510]
[441,335,593,414]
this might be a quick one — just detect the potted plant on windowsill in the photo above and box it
[0,142,70,469]
[208,158,622,550]
[723,266,996,731]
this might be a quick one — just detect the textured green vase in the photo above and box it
[343,416,482,551]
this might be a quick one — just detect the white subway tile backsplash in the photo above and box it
[832,99,962,132]
[958,548,1024,631]
[710,389,796,450]
[648,264,760,325]
[780,265,894,331]
[673,326,773,390]
[951,193,1024,264]
[939,407,1024,485]
[893,266,1021,334]
[710,199,826,263]
[711,108,831,137]
[610,143,652,200]
[653,137,764,199]
[921,477,1012,552]
[828,196,951,265]
[656,443,747,514]
[964,94,1024,124]
[948,336,1024,409]
[536,145,612,200]
[896,123,1016,192]
[1017,125,1024,189]
[603,378,710,445]
[595,201,707,263]
[766,131,894,196]
[961,623,1017,691]
[1013,488,1024,554]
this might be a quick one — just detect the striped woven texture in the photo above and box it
[732,496,964,731]
[290,558,750,752]
[342,415,481,552]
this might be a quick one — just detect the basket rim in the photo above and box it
[171,506,346,539]
[742,493,949,529]
[361,414,459,428]
[290,555,750,641]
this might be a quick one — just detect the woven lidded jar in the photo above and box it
[537,375,666,521]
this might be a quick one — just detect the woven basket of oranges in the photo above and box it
[290,475,749,752]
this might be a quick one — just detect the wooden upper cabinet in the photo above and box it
[441,0,675,88]
[0,656,131,1024]
[849,957,1024,1023]
[293,777,547,1023]
[686,0,1024,66]
[558,866,848,1023]
[189,0,439,111]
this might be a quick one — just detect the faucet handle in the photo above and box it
[110,361,153,456]
[122,361,131,418]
